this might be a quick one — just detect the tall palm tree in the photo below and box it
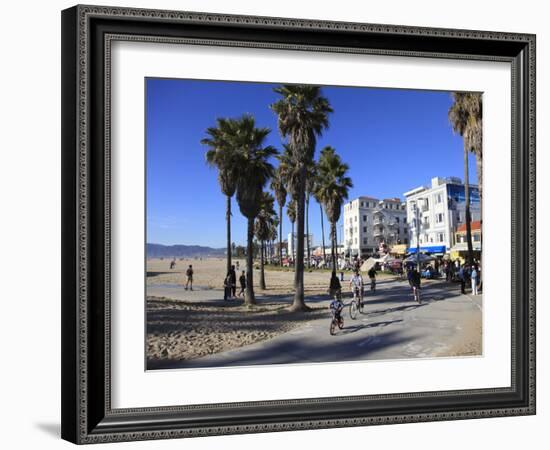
[312,179,328,267]
[286,198,297,262]
[255,192,277,290]
[202,118,242,274]
[315,146,353,275]
[230,115,277,305]
[268,216,279,264]
[305,161,317,269]
[449,93,482,265]
[270,166,287,266]
[271,85,333,311]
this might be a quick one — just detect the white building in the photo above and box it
[343,197,408,258]
[287,233,314,259]
[404,177,481,255]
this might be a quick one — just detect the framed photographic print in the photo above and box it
[61,4,536,444]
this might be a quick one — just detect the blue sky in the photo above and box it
[146,78,478,248]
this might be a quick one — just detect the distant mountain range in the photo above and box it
[147,243,226,258]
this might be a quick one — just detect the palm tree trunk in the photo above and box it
[279,204,283,266]
[226,195,232,275]
[245,217,256,305]
[291,222,295,262]
[320,204,327,266]
[260,240,266,290]
[464,145,474,265]
[306,195,311,269]
[291,174,308,311]
[330,221,337,274]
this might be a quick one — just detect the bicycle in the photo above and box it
[329,299,345,335]
[349,286,363,320]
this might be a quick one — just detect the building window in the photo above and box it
[354,238,357,244]
[436,213,443,223]
[438,233,444,242]
[423,217,430,227]
[474,234,481,242]
[361,201,364,207]
[396,217,400,223]
[363,215,367,222]
[363,226,367,232]
[436,193,442,204]
[403,217,407,224]
[404,238,409,244]
[363,238,368,245]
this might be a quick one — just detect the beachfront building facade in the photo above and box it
[343,197,408,258]
[404,177,481,255]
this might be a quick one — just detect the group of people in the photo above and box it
[329,267,378,322]
[458,263,480,295]
[223,264,247,300]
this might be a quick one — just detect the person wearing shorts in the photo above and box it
[185,265,193,290]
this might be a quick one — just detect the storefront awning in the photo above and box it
[407,245,446,254]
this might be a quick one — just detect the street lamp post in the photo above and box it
[412,198,424,270]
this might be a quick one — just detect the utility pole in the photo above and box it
[412,198,423,270]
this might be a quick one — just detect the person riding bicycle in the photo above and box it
[329,296,345,322]
[367,266,377,292]
[349,270,364,302]
[409,267,421,300]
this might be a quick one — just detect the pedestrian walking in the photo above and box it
[223,273,231,301]
[471,266,478,295]
[238,271,246,297]
[229,264,237,297]
[185,264,193,290]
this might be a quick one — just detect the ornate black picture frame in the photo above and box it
[61,4,536,444]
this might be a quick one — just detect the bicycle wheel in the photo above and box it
[330,319,337,335]
[338,317,344,329]
[350,301,358,320]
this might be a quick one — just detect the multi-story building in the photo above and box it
[404,177,480,255]
[343,197,408,258]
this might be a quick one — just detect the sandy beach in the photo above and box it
[146,257,341,366]
[147,257,341,295]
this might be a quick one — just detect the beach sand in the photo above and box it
[146,257,339,365]
[147,257,338,296]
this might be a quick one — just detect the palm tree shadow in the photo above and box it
[366,303,426,317]
[340,319,403,334]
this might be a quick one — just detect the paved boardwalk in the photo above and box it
[148,278,482,370]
